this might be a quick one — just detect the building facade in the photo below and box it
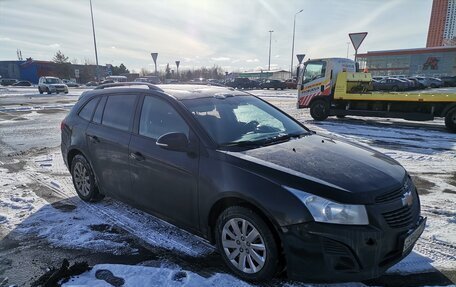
[0,60,108,84]
[427,0,456,47]
[357,46,456,76]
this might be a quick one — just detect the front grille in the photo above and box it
[375,187,404,203]
[375,177,412,203]
[382,205,413,228]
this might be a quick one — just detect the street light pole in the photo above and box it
[290,9,303,76]
[268,30,274,71]
[89,0,99,81]
[346,42,350,59]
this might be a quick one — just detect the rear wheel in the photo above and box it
[71,154,104,202]
[216,206,279,282]
[445,108,456,132]
[309,99,329,121]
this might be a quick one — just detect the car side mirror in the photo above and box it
[156,132,190,152]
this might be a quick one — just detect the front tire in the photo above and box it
[309,99,329,121]
[71,154,104,202]
[445,108,456,133]
[215,206,280,282]
[46,87,51,94]
[38,87,43,94]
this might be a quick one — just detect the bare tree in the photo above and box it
[140,68,151,76]
[84,57,94,65]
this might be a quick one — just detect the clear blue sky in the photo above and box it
[0,0,433,72]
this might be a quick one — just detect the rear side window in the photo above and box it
[139,96,189,139]
[102,95,137,131]
[92,96,107,124]
[78,98,99,121]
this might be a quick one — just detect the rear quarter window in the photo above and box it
[78,97,100,121]
[92,96,107,124]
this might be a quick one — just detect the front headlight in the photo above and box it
[285,187,369,225]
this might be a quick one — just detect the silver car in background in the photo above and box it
[38,76,68,94]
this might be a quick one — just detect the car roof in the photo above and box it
[159,84,248,100]
[80,84,248,102]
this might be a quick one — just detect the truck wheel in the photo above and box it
[310,99,329,121]
[46,88,51,94]
[38,87,43,94]
[445,108,456,132]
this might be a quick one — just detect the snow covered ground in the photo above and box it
[0,88,455,286]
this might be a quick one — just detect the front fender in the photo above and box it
[198,151,313,237]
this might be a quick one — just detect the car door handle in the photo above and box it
[87,135,100,143]
[130,152,145,161]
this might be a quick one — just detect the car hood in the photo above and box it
[223,134,406,204]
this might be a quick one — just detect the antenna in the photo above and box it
[17,49,23,60]
[16,49,19,60]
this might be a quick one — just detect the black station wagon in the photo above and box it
[61,82,425,282]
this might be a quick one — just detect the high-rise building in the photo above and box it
[427,0,456,47]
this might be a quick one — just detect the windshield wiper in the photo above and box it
[219,140,264,148]
[262,132,309,144]
[220,132,307,148]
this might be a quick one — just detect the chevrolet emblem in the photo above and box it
[401,191,413,207]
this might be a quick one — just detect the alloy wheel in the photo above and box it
[73,162,91,196]
[221,218,266,274]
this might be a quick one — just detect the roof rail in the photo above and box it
[94,82,163,91]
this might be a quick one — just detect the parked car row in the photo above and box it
[224,77,294,90]
[372,75,446,91]
[0,78,32,86]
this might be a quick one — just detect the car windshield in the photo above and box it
[46,78,61,84]
[182,95,308,148]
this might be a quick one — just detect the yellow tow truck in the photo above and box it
[297,58,456,132]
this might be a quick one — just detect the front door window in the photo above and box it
[303,61,326,84]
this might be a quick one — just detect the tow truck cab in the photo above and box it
[297,58,356,109]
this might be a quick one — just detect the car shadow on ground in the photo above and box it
[1,196,454,286]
